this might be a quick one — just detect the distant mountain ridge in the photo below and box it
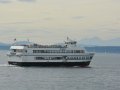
[0,42,10,46]
[0,37,120,46]
[0,38,120,53]
[85,46,120,53]
[78,37,120,46]
[0,42,10,50]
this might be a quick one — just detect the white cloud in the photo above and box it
[0,0,120,43]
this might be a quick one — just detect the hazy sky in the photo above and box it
[0,0,120,44]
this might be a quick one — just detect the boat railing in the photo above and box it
[7,51,16,56]
[28,44,67,48]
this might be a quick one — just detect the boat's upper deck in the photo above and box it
[9,38,87,54]
[27,44,67,48]
[12,37,78,49]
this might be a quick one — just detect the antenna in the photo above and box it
[67,37,73,42]
[67,37,69,40]
[14,38,17,42]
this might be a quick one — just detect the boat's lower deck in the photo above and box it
[8,61,90,67]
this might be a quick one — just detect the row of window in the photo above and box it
[35,56,92,60]
[12,49,27,53]
[33,50,84,53]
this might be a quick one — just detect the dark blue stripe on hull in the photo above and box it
[8,61,90,67]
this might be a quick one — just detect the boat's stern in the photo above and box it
[7,45,27,66]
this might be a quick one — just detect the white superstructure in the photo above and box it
[7,38,94,67]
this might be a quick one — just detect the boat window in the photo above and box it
[80,50,85,53]
[74,50,81,53]
[13,49,16,52]
[12,49,23,52]
[79,57,81,60]
[35,57,44,60]
[90,56,93,59]
[35,57,63,60]
[82,57,85,60]
[33,50,84,53]
[25,50,27,53]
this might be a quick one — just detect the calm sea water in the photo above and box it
[0,51,120,90]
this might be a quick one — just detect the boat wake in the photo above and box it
[0,64,15,67]
[73,66,92,68]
